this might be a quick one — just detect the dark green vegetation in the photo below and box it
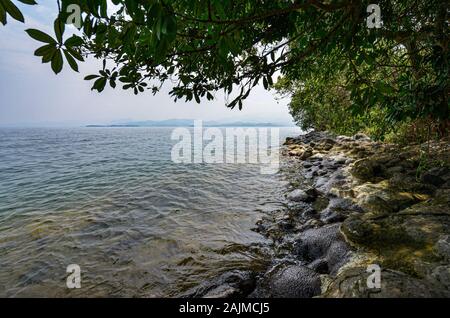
[0,1,448,140]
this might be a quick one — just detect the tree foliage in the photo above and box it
[0,0,448,127]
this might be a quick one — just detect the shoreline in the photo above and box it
[185,131,450,298]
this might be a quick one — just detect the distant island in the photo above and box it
[86,119,295,128]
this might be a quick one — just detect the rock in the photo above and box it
[313,138,336,152]
[308,259,329,274]
[287,189,309,202]
[294,224,350,275]
[353,133,371,141]
[321,211,346,224]
[352,181,423,214]
[350,158,384,182]
[420,167,447,186]
[323,267,448,297]
[320,198,363,224]
[300,149,313,160]
[287,189,316,203]
[284,137,295,145]
[298,219,324,232]
[302,162,313,168]
[181,270,256,298]
[436,235,450,261]
[341,192,450,281]
[386,166,404,175]
[250,264,321,298]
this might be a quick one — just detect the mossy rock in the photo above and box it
[351,158,385,182]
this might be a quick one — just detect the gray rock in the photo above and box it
[323,267,448,298]
[386,166,404,175]
[421,167,447,186]
[320,198,363,224]
[353,133,371,141]
[294,224,350,275]
[181,270,256,298]
[436,235,450,261]
[287,189,309,202]
[308,258,329,274]
[250,264,321,298]
[302,162,313,168]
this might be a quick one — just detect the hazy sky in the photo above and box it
[0,2,294,127]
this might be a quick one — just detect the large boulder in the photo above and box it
[293,224,350,275]
[250,264,321,298]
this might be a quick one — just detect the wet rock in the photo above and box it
[302,162,313,168]
[287,188,317,203]
[287,189,309,202]
[293,224,350,274]
[320,198,362,224]
[278,131,450,298]
[250,264,321,298]
[182,270,256,298]
[308,259,329,274]
[298,219,324,232]
[323,267,447,298]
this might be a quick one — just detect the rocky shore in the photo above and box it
[185,131,450,298]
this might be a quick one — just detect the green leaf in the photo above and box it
[51,50,63,74]
[64,35,83,47]
[17,0,37,4]
[34,43,55,56]
[25,29,56,43]
[65,47,84,61]
[63,49,78,72]
[2,0,24,23]
[93,77,107,92]
[54,18,65,43]
[41,47,56,63]
[0,3,7,25]
[263,77,268,89]
[84,74,100,80]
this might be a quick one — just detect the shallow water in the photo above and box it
[0,127,300,297]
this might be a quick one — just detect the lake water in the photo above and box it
[0,127,301,297]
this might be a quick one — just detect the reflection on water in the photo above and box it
[0,127,300,297]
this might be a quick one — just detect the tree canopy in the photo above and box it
[0,0,448,133]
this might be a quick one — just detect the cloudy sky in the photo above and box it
[0,1,294,127]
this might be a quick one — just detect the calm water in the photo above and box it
[0,127,300,297]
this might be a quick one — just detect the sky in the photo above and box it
[0,1,294,127]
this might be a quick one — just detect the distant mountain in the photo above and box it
[86,119,295,127]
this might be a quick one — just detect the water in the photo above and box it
[0,127,301,297]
